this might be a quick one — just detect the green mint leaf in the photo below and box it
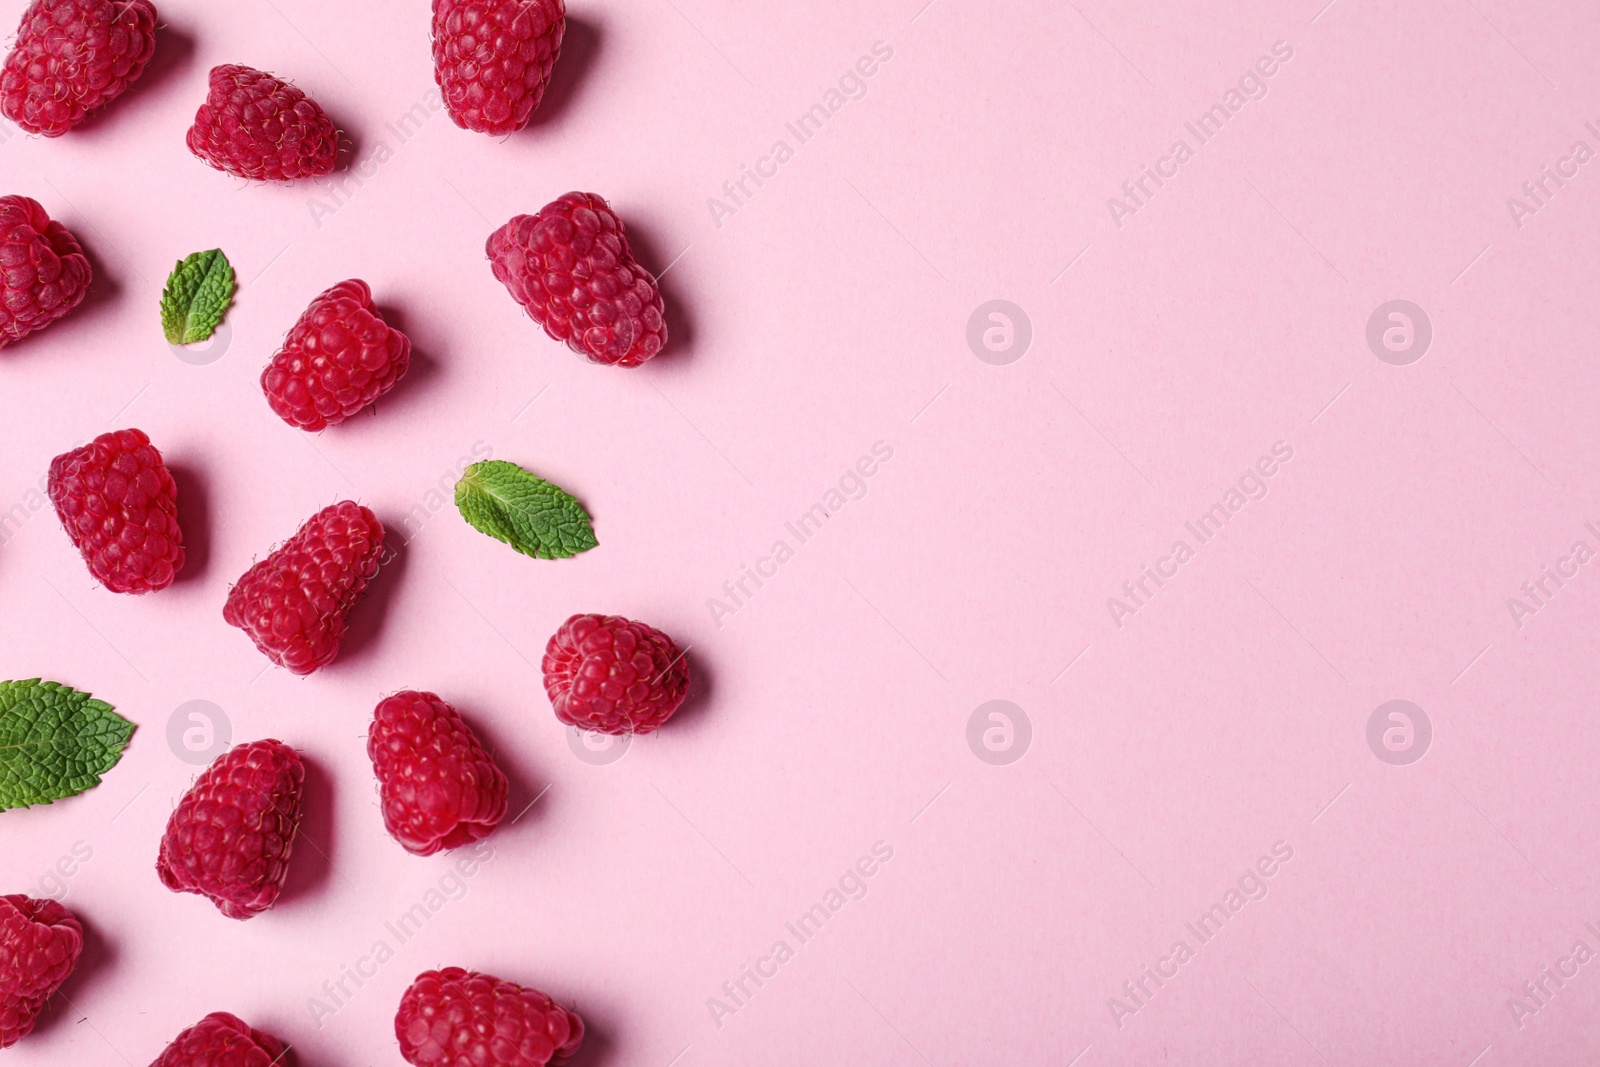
[0,679,134,811]
[160,249,236,345]
[455,460,598,560]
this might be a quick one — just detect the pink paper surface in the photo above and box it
[4,0,1600,1063]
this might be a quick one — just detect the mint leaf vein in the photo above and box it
[454,460,598,560]
[160,249,236,345]
[0,679,134,811]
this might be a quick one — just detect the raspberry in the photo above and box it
[0,195,92,349]
[156,739,304,920]
[0,895,82,1049]
[48,427,185,593]
[0,0,158,136]
[488,192,667,367]
[223,501,386,675]
[542,613,689,734]
[187,63,338,181]
[0,992,48,1051]
[395,967,583,1067]
[432,0,565,136]
[369,691,509,856]
[148,1012,288,1067]
[261,279,411,430]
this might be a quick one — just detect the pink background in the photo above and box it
[5,0,1600,1063]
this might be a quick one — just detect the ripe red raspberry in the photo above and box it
[223,502,386,675]
[0,993,47,1052]
[0,195,92,349]
[432,0,565,136]
[488,192,667,367]
[0,895,82,1049]
[156,739,304,920]
[368,690,509,856]
[395,967,583,1067]
[187,63,339,181]
[0,0,158,136]
[261,279,411,430]
[542,613,689,734]
[48,427,184,594]
[149,1012,288,1067]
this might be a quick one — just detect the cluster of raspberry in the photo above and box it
[2,1,694,1063]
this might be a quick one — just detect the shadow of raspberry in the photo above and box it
[453,699,550,845]
[73,20,198,138]
[561,998,619,1067]
[278,749,338,910]
[333,524,410,670]
[0,231,118,360]
[524,13,604,133]
[26,910,114,1041]
[664,650,715,735]
[370,301,441,424]
[614,212,695,366]
[166,460,211,586]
